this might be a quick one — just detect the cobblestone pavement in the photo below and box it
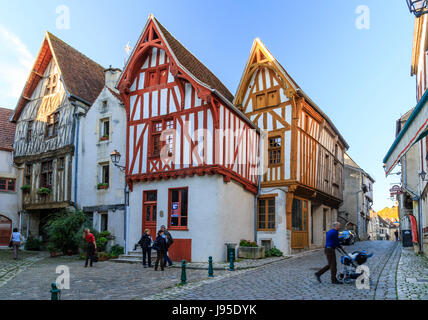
[397,246,428,300]
[0,252,228,300]
[148,241,400,300]
[0,241,419,300]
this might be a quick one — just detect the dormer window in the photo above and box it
[44,74,58,96]
[145,67,169,88]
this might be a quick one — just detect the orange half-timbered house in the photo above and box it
[117,15,260,262]
[235,39,349,254]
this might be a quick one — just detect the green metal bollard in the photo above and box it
[180,260,187,285]
[208,256,214,277]
[50,282,61,300]
[229,251,235,271]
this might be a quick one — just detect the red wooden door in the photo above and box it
[0,215,12,246]
[142,191,157,239]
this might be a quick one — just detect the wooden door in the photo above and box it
[291,198,309,249]
[0,215,12,246]
[142,191,157,240]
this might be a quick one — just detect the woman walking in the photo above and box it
[10,228,22,260]
[83,228,97,267]
[138,229,153,268]
[153,230,167,271]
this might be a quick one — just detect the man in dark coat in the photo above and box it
[160,225,174,267]
[314,222,343,284]
[138,229,153,268]
[153,230,168,271]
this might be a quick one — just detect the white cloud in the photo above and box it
[0,25,34,105]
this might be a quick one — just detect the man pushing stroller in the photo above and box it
[314,222,343,285]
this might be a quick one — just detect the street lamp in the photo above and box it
[110,149,129,254]
[406,0,428,17]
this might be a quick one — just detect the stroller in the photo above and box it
[336,246,373,284]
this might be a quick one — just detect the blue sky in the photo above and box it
[0,0,417,211]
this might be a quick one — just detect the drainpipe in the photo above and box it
[73,107,80,209]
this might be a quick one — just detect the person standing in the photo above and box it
[153,230,167,271]
[138,229,153,268]
[83,228,97,267]
[314,222,343,284]
[394,230,399,242]
[160,225,174,267]
[10,228,22,260]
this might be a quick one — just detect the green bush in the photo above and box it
[99,230,111,238]
[44,209,88,255]
[265,247,283,257]
[24,237,42,251]
[109,244,124,257]
[96,237,108,252]
[239,239,258,247]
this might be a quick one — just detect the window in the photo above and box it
[27,120,33,142]
[100,212,108,232]
[324,154,330,183]
[292,198,308,232]
[258,198,275,231]
[101,163,109,186]
[145,67,169,88]
[44,74,57,96]
[323,209,327,232]
[268,137,282,166]
[25,164,32,185]
[255,93,266,109]
[0,178,16,192]
[46,112,59,138]
[267,90,279,107]
[169,188,188,229]
[100,118,110,141]
[151,119,174,158]
[58,157,65,170]
[40,161,53,188]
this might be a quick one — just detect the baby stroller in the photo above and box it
[336,247,373,284]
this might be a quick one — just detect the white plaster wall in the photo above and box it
[77,88,126,245]
[0,150,20,230]
[256,188,289,255]
[129,175,255,262]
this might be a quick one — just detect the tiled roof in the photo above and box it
[12,32,105,122]
[47,32,105,105]
[0,108,16,151]
[154,18,234,103]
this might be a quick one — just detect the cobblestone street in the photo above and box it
[1,241,426,300]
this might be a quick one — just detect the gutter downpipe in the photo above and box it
[73,107,80,209]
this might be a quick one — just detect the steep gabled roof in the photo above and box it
[234,38,349,149]
[0,107,16,151]
[11,32,105,122]
[153,18,234,103]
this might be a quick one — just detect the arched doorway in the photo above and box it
[0,215,12,246]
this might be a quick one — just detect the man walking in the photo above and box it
[314,222,343,284]
[160,225,174,267]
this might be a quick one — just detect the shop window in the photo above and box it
[169,188,188,229]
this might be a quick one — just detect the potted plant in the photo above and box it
[97,183,109,190]
[238,239,265,259]
[100,134,109,141]
[47,243,57,257]
[37,187,51,196]
[21,184,31,193]
[98,252,110,262]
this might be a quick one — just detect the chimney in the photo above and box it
[104,65,122,92]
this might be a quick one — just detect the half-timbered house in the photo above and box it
[10,32,105,240]
[117,15,260,262]
[234,39,349,254]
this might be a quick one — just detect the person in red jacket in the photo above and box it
[83,228,97,267]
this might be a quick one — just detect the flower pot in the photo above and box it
[67,250,72,256]
[97,185,108,190]
[50,252,56,257]
[100,136,109,141]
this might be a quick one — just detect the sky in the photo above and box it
[0,0,417,211]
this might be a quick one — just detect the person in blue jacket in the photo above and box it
[314,222,343,284]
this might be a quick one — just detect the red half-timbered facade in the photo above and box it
[118,15,260,262]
